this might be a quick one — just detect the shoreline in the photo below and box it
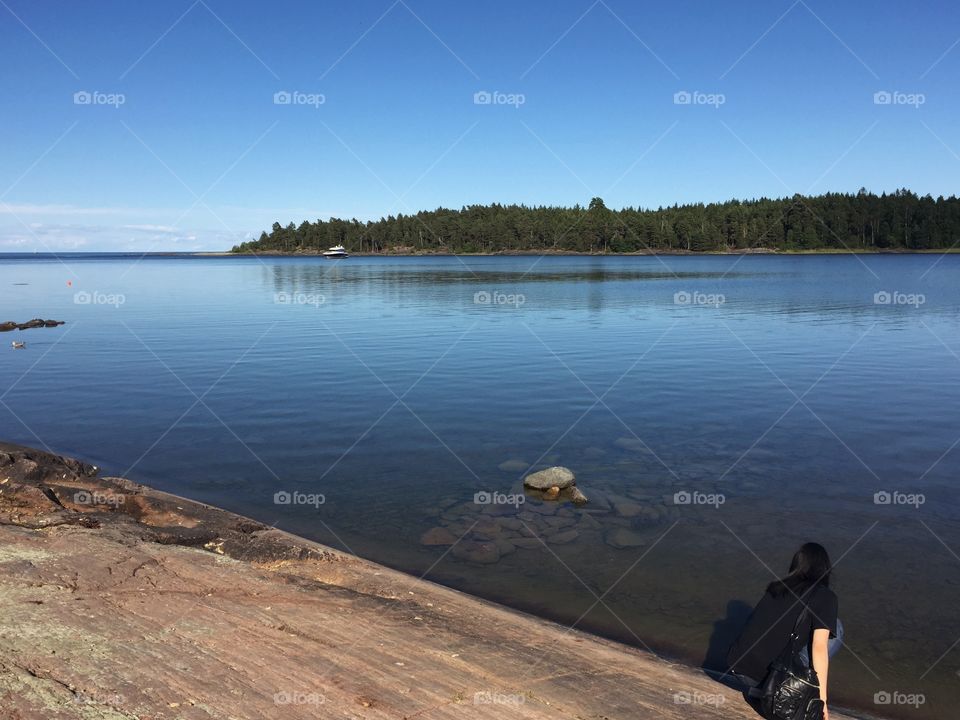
[215,248,960,257]
[0,442,872,719]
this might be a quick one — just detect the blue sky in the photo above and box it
[1,0,958,251]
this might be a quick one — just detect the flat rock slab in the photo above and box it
[0,442,860,720]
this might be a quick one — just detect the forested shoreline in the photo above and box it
[232,189,960,254]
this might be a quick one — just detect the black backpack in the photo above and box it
[749,601,825,720]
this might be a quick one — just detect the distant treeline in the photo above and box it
[231,189,960,254]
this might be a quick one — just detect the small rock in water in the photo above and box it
[568,487,589,505]
[523,466,576,490]
[420,527,457,546]
[604,528,646,549]
[543,485,560,500]
[498,459,529,473]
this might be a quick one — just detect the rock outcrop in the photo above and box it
[0,319,65,332]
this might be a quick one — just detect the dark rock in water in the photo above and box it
[1,319,66,332]
[523,466,575,490]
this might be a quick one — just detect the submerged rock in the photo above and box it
[523,466,575,490]
[510,537,543,549]
[452,539,500,564]
[420,527,457,546]
[614,437,646,452]
[547,529,579,545]
[613,500,643,518]
[604,528,646,549]
[498,459,529,473]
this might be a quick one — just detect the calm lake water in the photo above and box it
[2,253,959,717]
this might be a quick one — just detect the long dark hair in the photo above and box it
[766,542,832,597]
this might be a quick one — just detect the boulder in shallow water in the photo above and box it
[523,466,575,490]
[420,527,457,546]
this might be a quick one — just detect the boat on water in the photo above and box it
[322,245,349,258]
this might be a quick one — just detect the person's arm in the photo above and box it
[812,627,830,719]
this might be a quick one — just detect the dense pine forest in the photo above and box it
[231,189,960,254]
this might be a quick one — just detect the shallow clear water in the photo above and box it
[2,253,958,717]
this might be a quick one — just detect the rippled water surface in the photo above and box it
[2,254,959,717]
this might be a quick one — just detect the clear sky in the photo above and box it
[1,0,958,251]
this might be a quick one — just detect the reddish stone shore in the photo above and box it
[0,443,859,719]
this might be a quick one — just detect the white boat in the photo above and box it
[322,245,349,258]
